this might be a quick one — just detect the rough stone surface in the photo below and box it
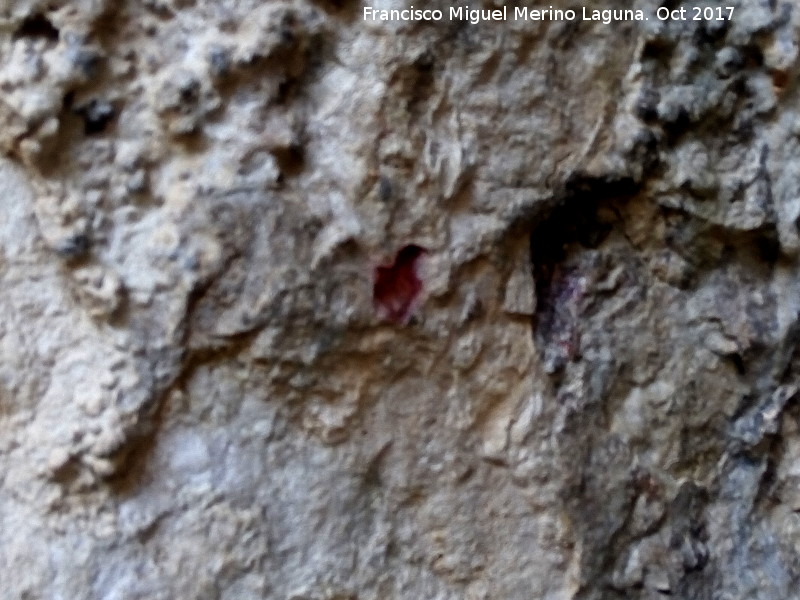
[1,1,800,598]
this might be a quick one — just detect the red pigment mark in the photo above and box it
[373,244,427,324]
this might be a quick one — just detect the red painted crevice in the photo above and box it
[373,245,427,324]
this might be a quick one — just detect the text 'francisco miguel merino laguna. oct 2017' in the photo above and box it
[363,6,736,24]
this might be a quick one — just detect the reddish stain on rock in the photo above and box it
[373,245,427,324]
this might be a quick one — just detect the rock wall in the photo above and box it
[1,0,799,598]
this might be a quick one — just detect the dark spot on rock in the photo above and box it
[628,128,660,172]
[14,13,59,41]
[770,69,789,91]
[738,44,765,69]
[389,52,436,117]
[178,79,201,106]
[379,176,392,202]
[76,99,115,135]
[309,0,357,15]
[641,39,672,61]
[564,174,639,203]
[694,18,729,46]
[56,234,91,261]
[281,25,296,46]
[463,297,485,322]
[635,88,661,122]
[329,3,363,20]
[715,47,744,79]
[756,232,780,264]
[660,106,692,139]
[407,54,435,114]
[275,78,297,104]
[728,352,746,375]
[208,46,231,78]
[272,143,305,177]
[62,91,75,110]
[68,46,103,79]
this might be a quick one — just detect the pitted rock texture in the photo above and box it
[2,0,800,598]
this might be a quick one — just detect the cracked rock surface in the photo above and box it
[2,1,800,598]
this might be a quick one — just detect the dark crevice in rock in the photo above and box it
[529,175,639,373]
[641,39,674,62]
[13,13,60,41]
[727,352,747,375]
[373,244,426,324]
[388,51,437,118]
[751,436,781,508]
[75,99,116,135]
[272,142,305,178]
